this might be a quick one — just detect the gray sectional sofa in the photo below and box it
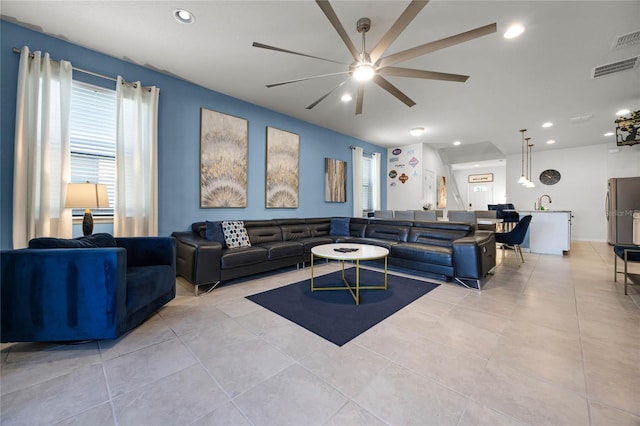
[172,217,496,295]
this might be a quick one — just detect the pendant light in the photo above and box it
[517,129,527,184]
[525,138,535,188]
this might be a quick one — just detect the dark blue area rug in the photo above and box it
[245,268,439,346]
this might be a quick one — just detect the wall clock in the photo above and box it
[539,169,561,185]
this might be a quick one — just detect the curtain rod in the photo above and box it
[349,145,377,156]
[12,47,117,82]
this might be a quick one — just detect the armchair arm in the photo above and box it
[452,233,496,279]
[115,236,176,269]
[172,232,222,285]
[1,248,127,342]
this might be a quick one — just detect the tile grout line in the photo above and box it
[97,341,119,426]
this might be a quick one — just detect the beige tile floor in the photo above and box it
[1,241,639,426]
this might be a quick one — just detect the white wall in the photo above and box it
[387,139,639,242]
[386,143,424,210]
[453,165,507,210]
[506,142,640,242]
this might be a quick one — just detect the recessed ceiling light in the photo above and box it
[504,24,524,39]
[542,122,553,128]
[474,164,480,167]
[546,139,556,144]
[174,9,195,24]
[341,94,352,102]
[604,131,615,137]
[409,127,425,136]
[616,109,630,116]
[453,140,461,146]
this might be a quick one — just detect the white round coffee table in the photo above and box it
[310,243,389,305]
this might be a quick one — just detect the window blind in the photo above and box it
[69,80,117,215]
[362,157,372,211]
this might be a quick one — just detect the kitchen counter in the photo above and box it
[520,211,572,255]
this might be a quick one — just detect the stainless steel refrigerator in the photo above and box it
[607,177,640,245]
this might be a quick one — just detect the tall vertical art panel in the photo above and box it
[437,175,447,209]
[325,158,347,202]
[200,108,248,208]
[265,126,299,208]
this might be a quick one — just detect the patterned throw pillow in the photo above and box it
[221,221,251,248]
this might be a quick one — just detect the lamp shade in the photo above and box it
[65,182,109,209]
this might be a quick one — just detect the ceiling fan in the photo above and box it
[253,0,497,114]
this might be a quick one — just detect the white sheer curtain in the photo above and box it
[372,152,381,211]
[114,76,159,236]
[351,146,363,217]
[13,46,72,248]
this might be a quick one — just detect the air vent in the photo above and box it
[591,57,639,78]
[613,30,640,49]
[569,114,593,123]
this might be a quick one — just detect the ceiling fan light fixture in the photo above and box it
[409,127,425,136]
[504,24,524,39]
[353,63,375,81]
[174,9,195,24]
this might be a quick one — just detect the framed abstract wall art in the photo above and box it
[324,158,347,202]
[199,108,248,208]
[265,126,299,208]
[437,175,447,209]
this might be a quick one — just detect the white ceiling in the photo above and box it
[2,1,639,164]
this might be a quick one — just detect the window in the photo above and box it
[69,81,117,216]
[362,156,373,212]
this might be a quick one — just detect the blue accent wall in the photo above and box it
[0,20,387,249]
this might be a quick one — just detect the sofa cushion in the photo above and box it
[257,241,303,260]
[222,221,251,248]
[330,218,350,236]
[281,224,311,241]
[392,243,453,266]
[365,224,410,242]
[221,246,268,269]
[299,237,334,253]
[344,237,397,251]
[246,225,282,244]
[408,227,468,244]
[205,221,226,246]
[126,265,175,314]
[307,219,331,237]
[28,233,117,249]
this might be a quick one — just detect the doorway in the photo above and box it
[468,183,493,210]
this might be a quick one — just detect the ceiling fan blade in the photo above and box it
[306,79,348,109]
[369,0,429,64]
[355,83,365,115]
[373,75,416,107]
[378,66,469,82]
[316,0,361,62]
[266,71,349,88]
[377,23,497,68]
[252,42,345,65]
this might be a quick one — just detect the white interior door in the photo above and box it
[424,170,436,210]
[468,183,493,210]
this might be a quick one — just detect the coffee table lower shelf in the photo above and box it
[310,243,389,305]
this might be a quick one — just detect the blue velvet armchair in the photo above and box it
[1,235,176,343]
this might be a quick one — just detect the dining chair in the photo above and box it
[495,215,532,263]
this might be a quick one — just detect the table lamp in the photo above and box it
[65,181,110,236]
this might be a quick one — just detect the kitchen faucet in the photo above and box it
[537,194,552,210]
